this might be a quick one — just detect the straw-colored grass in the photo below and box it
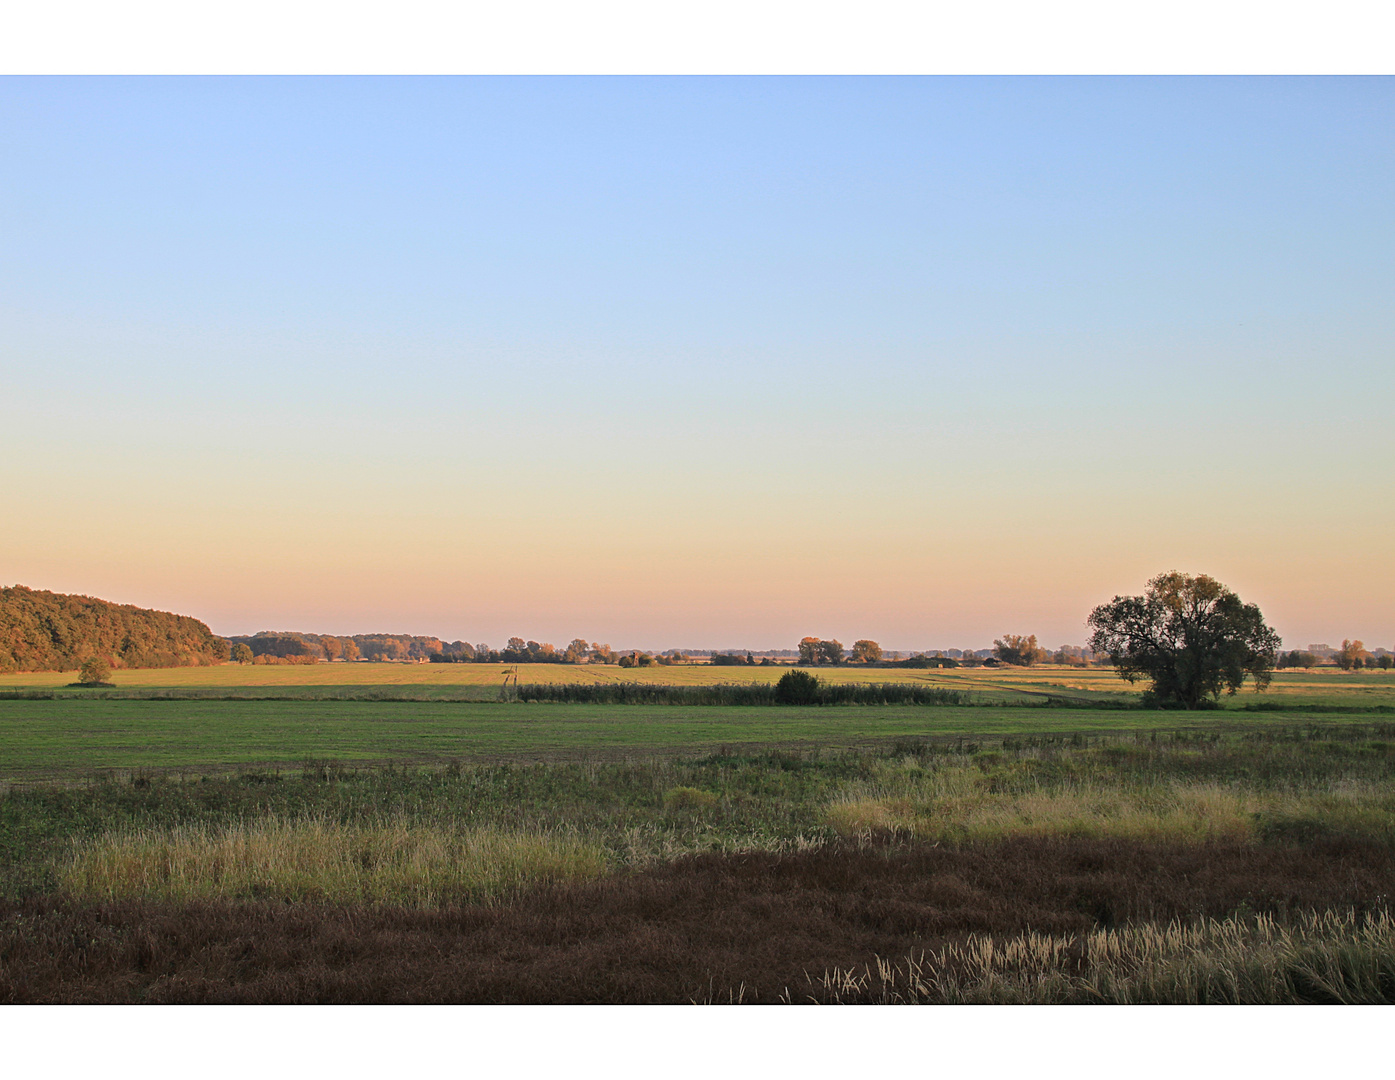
[58,817,607,906]
[794,908,1395,1004]
[826,763,1395,844]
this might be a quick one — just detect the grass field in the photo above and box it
[4,661,1395,1003]
[2,698,1390,779]
[0,660,1094,707]
[4,727,1395,1002]
[4,661,1392,708]
[1,661,1392,779]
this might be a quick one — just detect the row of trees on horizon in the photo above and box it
[4,585,1392,674]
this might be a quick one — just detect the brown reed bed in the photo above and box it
[4,836,1394,1003]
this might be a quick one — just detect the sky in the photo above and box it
[1,76,1392,650]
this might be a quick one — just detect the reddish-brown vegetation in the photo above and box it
[4,837,1393,1003]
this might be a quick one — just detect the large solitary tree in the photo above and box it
[1087,572,1281,708]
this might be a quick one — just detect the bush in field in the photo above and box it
[775,669,822,705]
[78,656,112,685]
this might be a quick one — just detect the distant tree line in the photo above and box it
[1273,643,1390,671]
[789,634,1095,669]
[431,639,698,666]
[0,585,228,672]
[225,631,445,664]
[1332,640,1391,671]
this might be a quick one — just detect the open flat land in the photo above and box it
[5,660,1392,704]
[0,665,1391,778]
[2,699,1379,779]
[4,663,1395,1003]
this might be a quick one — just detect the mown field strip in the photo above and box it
[0,698,1373,778]
[3,664,1390,708]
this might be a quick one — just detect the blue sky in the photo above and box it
[2,76,1391,648]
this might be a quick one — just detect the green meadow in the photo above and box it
[5,663,1395,1002]
[1,664,1392,779]
[0,697,1389,780]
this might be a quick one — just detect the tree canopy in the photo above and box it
[0,585,229,672]
[851,639,883,664]
[993,634,1046,666]
[798,637,844,665]
[1087,572,1281,708]
[1335,640,1371,671]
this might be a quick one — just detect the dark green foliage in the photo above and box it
[774,669,821,705]
[1088,572,1282,708]
[0,585,229,673]
[513,680,964,706]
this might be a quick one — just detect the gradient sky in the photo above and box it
[2,76,1391,650]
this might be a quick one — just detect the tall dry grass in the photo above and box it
[792,908,1395,1004]
[825,757,1395,845]
[58,817,606,906]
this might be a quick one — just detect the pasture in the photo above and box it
[4,725,1395,1002]
[0,698,1327,779]
[2,660,1391,709]
[4,661,1395,1003]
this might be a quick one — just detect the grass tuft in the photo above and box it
[792,908,1395,1004]
[57,817,606,906]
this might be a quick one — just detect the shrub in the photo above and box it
[78,657,111,685]
[774,669,821,705]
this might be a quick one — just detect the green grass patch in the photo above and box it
[4,698,1390,779]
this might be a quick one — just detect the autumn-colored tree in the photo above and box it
[1335,639,1370,671]
[231,643,253,664]
[798,637,844,665]
[994,634,1046,666]
[0,585,227,672]
[851,639,883,664]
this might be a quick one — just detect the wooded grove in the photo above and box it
[0,585,229,672]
